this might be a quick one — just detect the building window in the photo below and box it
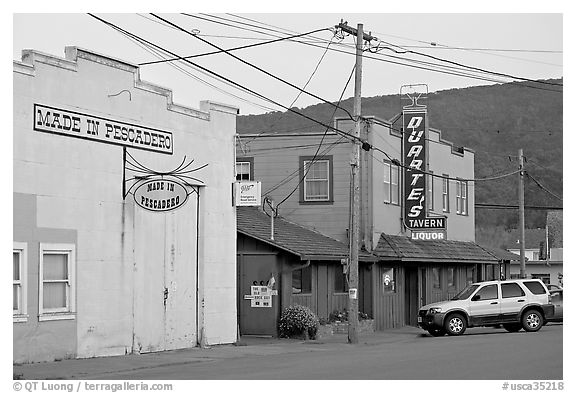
[427,171,434,211]
[442,175,450,212]
[334,268,349,293]
[382,268,396,293]
[299,156,333,203]
[456,180,468,215]
[39,243,76,321]
[235,158,254,181]
[447,267,456,289]
[383,161,399,205]
[432,267,441,289]
[531,274,551,285]
[292,266,312,294]
[13,242,28,322]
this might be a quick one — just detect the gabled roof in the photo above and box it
[373,234,502,264]
[237,207,376,262]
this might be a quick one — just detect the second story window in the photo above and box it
[442,175,450,213]
[383,161,399,205]
[456,180,468,215]
[235,158,253,181]
[428,171,434,211]
[300,156,333,203]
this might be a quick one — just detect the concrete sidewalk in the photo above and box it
[13,327,423,380]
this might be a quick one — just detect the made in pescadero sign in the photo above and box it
[134,179,188,212]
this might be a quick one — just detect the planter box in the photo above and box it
[317,320,375,337]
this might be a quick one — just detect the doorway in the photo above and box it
[237,254,280,336]
[405,267,419,326]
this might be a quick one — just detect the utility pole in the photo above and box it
[337,21,375,344]
[518,148,526,278]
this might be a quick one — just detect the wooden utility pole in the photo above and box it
[337,21,374,344]
[519,148,526,278]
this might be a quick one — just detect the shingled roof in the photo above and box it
[237,207,376,262]
[373,234,501,264]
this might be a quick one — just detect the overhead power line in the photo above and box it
[525,172,563,202]
[475,203,562,210]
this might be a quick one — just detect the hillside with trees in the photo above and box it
[237,79,563,238]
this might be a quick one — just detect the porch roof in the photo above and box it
[237,207,377,262]
[373,234,502,264]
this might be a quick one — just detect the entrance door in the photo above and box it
[238,254,279,336]
[133,194,198,353]
[405,267,419,326]
[419,268,427,309]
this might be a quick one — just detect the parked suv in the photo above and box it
[418,279,554,336]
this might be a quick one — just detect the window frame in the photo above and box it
[235,157,254,181]
[456,180,468,216]
[383,161,400,205]
[334,268,349,294]
[432,267,441,290]
[442,175,450,213]
[13,242,28,323]
[292,266,312,295]
[447,267,456,289]
[299,156,334,204]
[39,243,76,321]
[427,170,434,211]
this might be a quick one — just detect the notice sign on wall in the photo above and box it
[234,181,261,206]
[34,104,173,154]
[244,286,272,308]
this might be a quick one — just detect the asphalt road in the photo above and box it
[94,324,563,380]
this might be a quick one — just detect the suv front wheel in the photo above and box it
[445,313,467,336]
[522,309,544,332]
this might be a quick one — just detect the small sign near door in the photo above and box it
[244,286,273,307]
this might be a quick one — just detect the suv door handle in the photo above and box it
[490,302,498,305]
[517,299,525,302]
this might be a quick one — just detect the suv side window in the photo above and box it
[523,281,546,295]
[475,284,498,300]
[501,283,525,298]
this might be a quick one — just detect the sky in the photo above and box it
[12,10,564,116]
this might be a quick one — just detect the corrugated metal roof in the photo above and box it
[374,234,501,263]
[237,207,376,261]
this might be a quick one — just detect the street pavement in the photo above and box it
[13,324,563,380]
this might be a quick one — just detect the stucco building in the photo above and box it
[13,47,238,363]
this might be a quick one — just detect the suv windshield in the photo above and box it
[451,284,480,300]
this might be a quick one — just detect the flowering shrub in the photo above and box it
[278,304,320,339]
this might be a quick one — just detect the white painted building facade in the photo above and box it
[13,47,238,363]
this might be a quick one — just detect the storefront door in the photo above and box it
[132,195,198,353]
[238,254,279,336]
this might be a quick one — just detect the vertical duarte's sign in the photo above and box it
[34,104,173,154]
[403,108,446,232]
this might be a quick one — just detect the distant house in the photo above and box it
[507,212,563,286]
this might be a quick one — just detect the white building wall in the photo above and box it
[13,47,237,361]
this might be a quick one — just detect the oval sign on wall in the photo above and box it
[133,179,189,212]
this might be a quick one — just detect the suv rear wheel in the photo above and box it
[522,309,543,332]
[445,313,467,336]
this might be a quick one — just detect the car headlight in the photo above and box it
[429,307,442,314]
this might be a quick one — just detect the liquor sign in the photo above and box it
[133,179,189,212]
[34,104,173,154]
[403,109,446,232]
[234,181,261,206]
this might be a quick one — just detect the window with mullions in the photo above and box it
[383,161,399,205]
[456,180,468,215]
[235,158,254,181]
[292,266,312,294]
[447,267,456,289]
[427,171,434,211]
[382,268,396,293]
[13,242,28,322]
[442,175,450,212]
[299,156,333,203]
[39,243,76,321]
[432,267,441,289]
